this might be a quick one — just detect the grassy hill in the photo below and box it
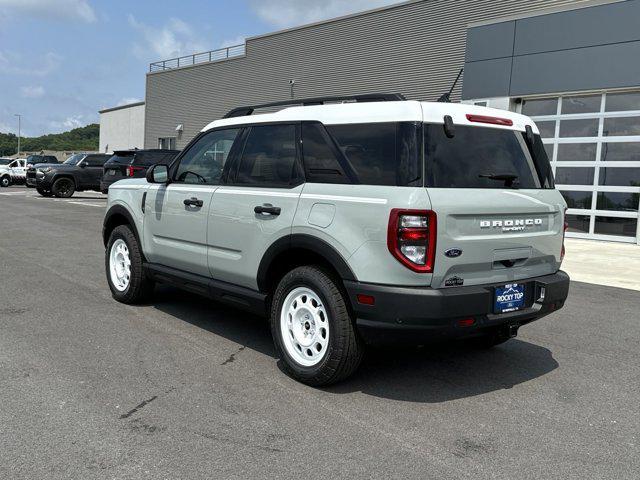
[0,124,99,156]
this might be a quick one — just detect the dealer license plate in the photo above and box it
[494,283,525,313]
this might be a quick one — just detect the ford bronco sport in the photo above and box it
[103,94,570,386]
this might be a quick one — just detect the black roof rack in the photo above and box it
[222,93,406,118]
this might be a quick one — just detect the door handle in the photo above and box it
[254,204,281,216]
[184,197,204,207]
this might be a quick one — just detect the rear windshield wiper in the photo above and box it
[479,173,519,188]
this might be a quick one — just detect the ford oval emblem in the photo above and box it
[444,248,463,258]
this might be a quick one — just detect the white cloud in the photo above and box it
[20,85,45,98]
[128,15,207,61]
[0,0,96,23]
[220,36,246,49]
[0,121,14,134]
[49,115,85,131]
[116,97,141,106]
[249,0,405,28]
[0,51,61,76]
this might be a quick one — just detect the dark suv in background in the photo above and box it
[30,152,111,197]
[100,149,179,193]
[24,155,59,187]
[25,154,59,168]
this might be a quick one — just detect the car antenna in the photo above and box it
[437,67,464,103]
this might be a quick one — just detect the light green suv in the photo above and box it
[103,94,570,386]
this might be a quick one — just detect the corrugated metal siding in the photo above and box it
[145,0,583,148]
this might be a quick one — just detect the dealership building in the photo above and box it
[105,0,640,243]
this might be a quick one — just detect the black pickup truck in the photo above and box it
[29,152,112,197]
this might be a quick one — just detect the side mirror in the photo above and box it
[146,164,169,184]
[79,162,87,168]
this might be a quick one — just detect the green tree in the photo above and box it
[0,124,99,156]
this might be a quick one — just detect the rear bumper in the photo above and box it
[101,177,124,194]
[344,271,570,345]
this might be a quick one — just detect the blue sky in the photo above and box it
[0,0,402,137]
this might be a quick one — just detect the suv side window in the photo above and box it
[301,123,350,184]
[325,122,421,186]
[84,155,107,167]
[175,128,240,184]
[235,124,299,187]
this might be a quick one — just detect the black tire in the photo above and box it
[105,225,154,304]
[0,176,10,188]
[270,266,363,386]
[36,187,52,197]
[52,177,75,198]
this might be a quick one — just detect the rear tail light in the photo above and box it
[126,166,145,177]
[457,317,476,327]
[561,207,568,262]
[356,294,375,306]
[466,114,513,127]
[387,209,437,273]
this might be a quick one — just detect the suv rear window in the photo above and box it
[107,153,135,165]
[325,122,421,186]
[424,124,551,189]
[107,152,177,166]
[134,152,177,166]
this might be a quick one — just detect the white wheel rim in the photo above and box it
[280,287,330,367]
[109,239,131,292]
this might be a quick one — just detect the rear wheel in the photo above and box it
[36,187,52,197]
[270,266,363,386]
[52,178,75,198]
[105,225,154,304]
[0,176,10,188]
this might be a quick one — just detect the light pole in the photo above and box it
[14,114,21,157]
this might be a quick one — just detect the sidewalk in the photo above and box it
[562,238,640,291]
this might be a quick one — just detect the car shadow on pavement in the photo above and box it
[151,286,559,403]
[326,340,558,402]
[151,286,276,357]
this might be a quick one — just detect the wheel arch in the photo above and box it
[257,234,357,294]
[103,205,141,248]
[52,173,76,185]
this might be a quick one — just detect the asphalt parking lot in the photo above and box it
[1,185,639,479]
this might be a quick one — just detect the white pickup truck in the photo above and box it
[0,159,27,187]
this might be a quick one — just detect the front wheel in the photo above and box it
[270,266,363,386]
[105,225,154,304]
[0,176,10,188]
[52,177,75,198]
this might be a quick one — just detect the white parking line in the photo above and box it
[67,201,104,208]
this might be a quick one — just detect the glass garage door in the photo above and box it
[521,92,640,244]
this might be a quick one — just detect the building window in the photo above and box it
[520,91,640,243]
[158,137,177,150]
